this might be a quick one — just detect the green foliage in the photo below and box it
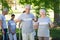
[0,0,13,14]
[50,28,60,38]
[0,0,10,10]
[19,0,60,25]
[19,0,59,17]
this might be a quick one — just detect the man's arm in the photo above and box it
[0,20,3,30]
[15,19,22,28]
[15,19,20,23]
[18,20,22,28]
[0,20,2,27]
[0,20,5,34]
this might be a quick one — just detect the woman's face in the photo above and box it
[40,10,46,16]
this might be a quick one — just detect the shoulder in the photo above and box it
[46,16,50,20]
[18,13,25,19]
[0,14,3,17]
[8,20,11,23]
[30,13,34,16]
[21,13,25,15]
[30,13,34,18]
[38,18,41,20]
[19,13,25,17]
[45,17,51,22]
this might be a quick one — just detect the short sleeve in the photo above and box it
[0,15,2,20]
[31,14,35,19]
[18,14,23,20]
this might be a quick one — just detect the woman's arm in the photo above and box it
[50,23,54,28]
[33,22,39,29]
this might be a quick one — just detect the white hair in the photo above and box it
[39,9,46,14]
[3,8,8,12]
[25,4,31,9]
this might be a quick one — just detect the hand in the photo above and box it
[33,18,38,22]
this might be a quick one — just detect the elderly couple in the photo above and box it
[0,5,53,40]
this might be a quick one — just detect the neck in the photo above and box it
[41,15,46,18]
[25,12,30,14]
[2,13,5,16]
[11,19,14,20]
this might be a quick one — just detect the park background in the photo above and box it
[0,0,60,40]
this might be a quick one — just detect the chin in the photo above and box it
[5,13,8,15]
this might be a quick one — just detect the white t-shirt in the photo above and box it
[37,17,52,37]
[0,14,7,29]
[18,13,35,34]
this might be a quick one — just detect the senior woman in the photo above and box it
[37,9,54,40]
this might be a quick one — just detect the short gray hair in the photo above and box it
[39,9,46,13]
[25,4,31,9]
[3,8,8,12]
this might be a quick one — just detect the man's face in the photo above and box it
[25,8,30,14]
[4,11,8,15]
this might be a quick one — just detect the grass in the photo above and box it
[0,28,60,40]
[16,28,60,40]
[50,28,60,40]
[50,28,60,38]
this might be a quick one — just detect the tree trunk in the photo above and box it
[54,0,60,26]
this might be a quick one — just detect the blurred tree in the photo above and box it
[53,0,60,25]
[0,0,10,10]
[19,0,60,25]
[0,0,13,14]
[0,0,59,25]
